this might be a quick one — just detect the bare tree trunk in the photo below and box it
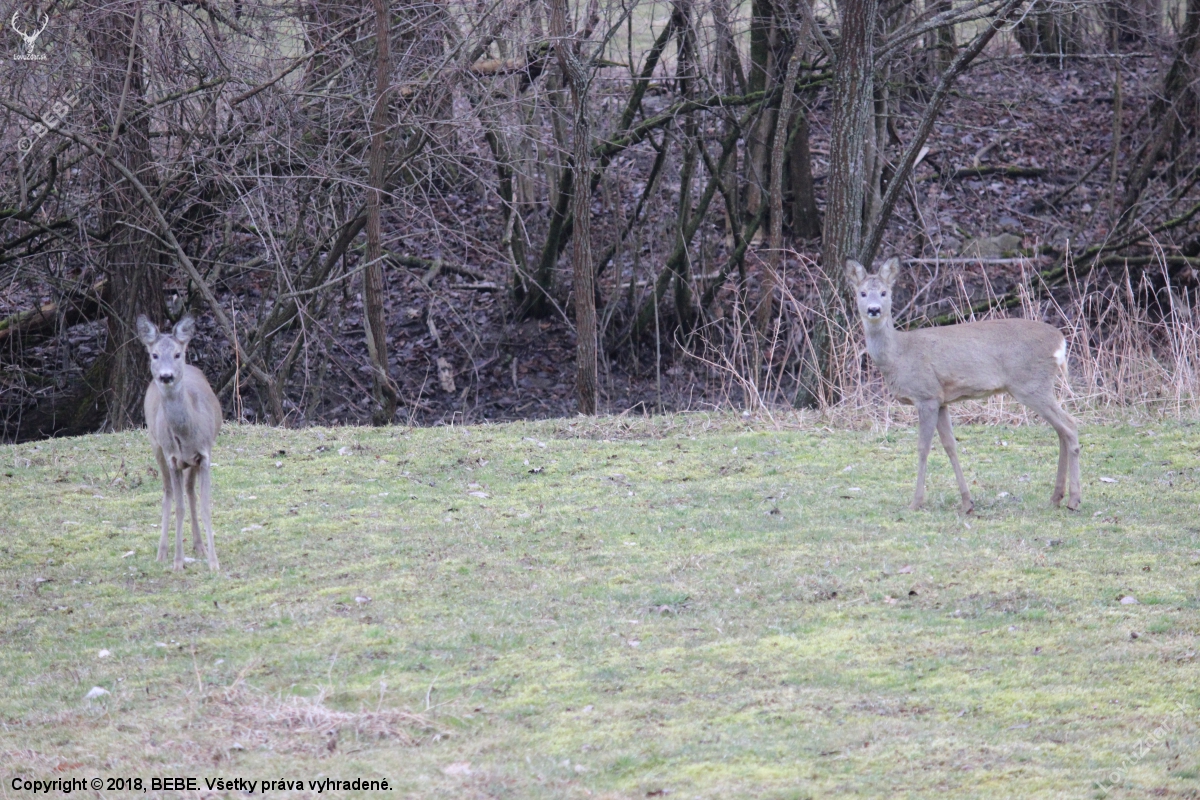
[1121,0,1200,219]
[85,1,165,431]
[759,34,805,337]
[549,0,597,414]
[797,0,877,408]
[1107,0,1160,44]
[1016,0,1086,61]
[821,0,877,291]
[929,0,956,75]
[673,0,699,337]
[365,0,400,424]
[746,0,777,221]
[789,110,820,238]
[712,0,745,247]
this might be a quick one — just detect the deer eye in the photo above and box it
[860,291,867,297]
[881,291,888,297]
[174,353,181,359]
[152,354,158,359]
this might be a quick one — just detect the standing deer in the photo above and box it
[850,257,1081,513]
[137,316,222,570]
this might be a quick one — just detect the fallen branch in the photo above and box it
[933,165,1048,181]
[0,280,105,345]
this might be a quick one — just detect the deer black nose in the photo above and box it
[866,305,882,318]
[159,373,175,385]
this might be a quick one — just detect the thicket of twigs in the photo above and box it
[2,0,1198,441]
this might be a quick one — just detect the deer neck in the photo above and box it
[158,381,196,437]
[862,314,898,366]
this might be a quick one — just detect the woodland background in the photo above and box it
[2,0,1198,441]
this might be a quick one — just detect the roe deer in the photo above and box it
[137,315,222,570]
[850,257,1081,513]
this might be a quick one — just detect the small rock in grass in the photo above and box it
[85,687,109,700]
[97,649,111,659]
[1120,596,1138,605]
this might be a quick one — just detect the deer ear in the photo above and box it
[878,257,900,285]
[172,316,196,344]
[847,259,867,285]
[136,315,158,347]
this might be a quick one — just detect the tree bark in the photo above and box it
[745,0,777,221]
[549,0,598,414]
[759,37,805,337]
[365,0,400,424]
[821,0,877,292]
[788,110,820,238]
[1016,0,1086,61]
[673,0,699,337]
[798,0,876,408]
[1121,0,1200,219]
[85,2,165,431]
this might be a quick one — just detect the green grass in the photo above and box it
[1,415,1198,798]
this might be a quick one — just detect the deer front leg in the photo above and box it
[936,405,974,514]
[156,449,172,562]
[912,402,939,510]
[197,462,219,572]
[186,467,203,555]
[172,466,186,571]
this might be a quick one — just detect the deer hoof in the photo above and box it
[1066,497,1081,512]
[962,502,975,515]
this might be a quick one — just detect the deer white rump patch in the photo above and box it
[1053,340,1067,367]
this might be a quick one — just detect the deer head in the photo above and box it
[849,256,899,325]
[137,315,196,394]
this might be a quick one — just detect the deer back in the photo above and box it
[888,318,1065,405]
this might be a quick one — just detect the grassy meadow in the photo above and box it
[1,414,1198,798]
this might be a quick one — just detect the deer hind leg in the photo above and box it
[186,467,203,556]
[1016,390,1081,510]
[1044,402,1081,510]
[155,449,173,563]
[912,402,939,510]
[937,405,974,514]
[197,461,219,572]
[172,466,187,570]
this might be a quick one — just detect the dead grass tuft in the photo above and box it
[205,683,437,754]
